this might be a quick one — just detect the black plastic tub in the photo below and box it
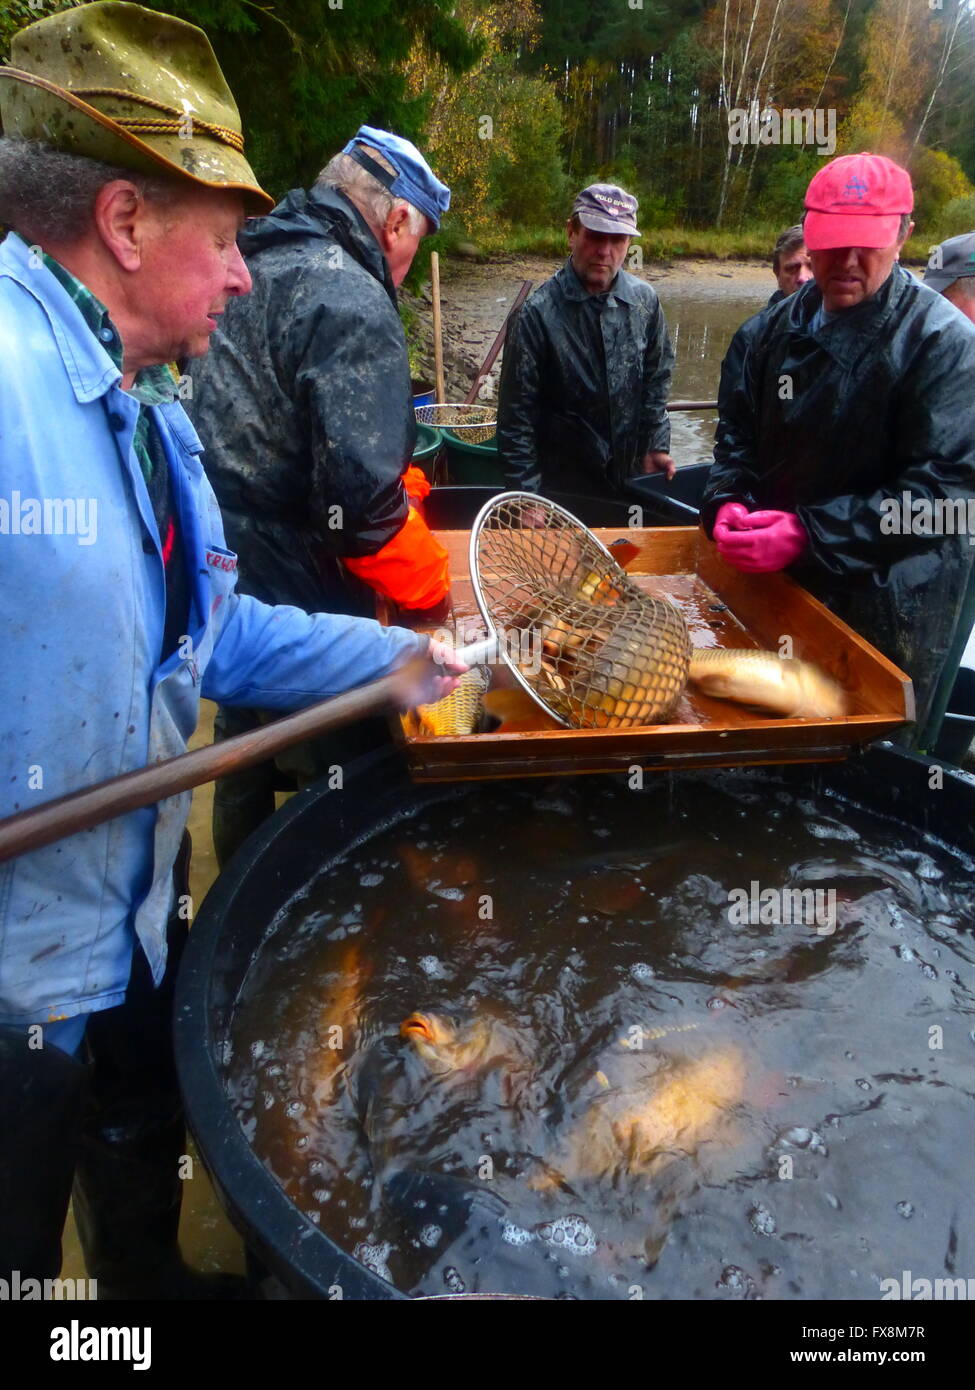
[421,464,711,532]
[424,486,650,532]
[624,462,710,524]
[174,741,975,1300]
[934,666,975,766]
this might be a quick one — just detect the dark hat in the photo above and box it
[924,232,975,294]
[571,184,640,237]
[0,1,273,213]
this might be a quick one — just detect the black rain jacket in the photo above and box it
[702,265,975,731]
[187,185,415,616]
[497,259,674,498]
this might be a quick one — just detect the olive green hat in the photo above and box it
[0,1,273,213]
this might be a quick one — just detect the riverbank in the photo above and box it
[438,226,936,266]
[403,254,774,411]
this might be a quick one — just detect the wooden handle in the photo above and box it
[431,251,445,403]
[0,637,497,865]
[463,279,533,406]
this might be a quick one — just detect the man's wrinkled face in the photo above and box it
[138,188,252,360]
[775,244,812,295]
[809,224,911,313]
[567,219,630,294]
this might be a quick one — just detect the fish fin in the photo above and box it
[607,539,640,569]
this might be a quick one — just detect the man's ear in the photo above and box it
[91,180,148,272]
[381,202,411,250]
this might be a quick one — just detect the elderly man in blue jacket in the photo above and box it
[0,3,462,1298]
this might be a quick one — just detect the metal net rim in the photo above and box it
[414,403,497,433]
[468,491,623,729]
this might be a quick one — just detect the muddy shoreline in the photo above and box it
[406,255,777,404]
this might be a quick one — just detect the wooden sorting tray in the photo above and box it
[381,526,913,781]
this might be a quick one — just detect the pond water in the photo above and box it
[653,270,768,466]
[226,769,975,1300]
[440,255,772,470]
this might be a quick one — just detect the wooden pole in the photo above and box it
[463,280,533,406]
[430,251,446,402]
[0,638,497,865]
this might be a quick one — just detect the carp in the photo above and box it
[686,647,848,719]
[507,526,849,725]
[313,943,371,1100]
[399,1009,530,1087]
[531,1048,746,1190]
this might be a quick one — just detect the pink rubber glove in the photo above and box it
[713,507,808,573]
[712,502,751,544]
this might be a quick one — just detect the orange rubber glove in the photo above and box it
[402,464,432,507]
[343,505,450,610]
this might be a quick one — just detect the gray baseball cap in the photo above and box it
[572,183,641,237]
[924,231,975,293]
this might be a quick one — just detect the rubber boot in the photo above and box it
[72,838,250,1299]
[0,1025,87,1282]
[71,1086,247,1299]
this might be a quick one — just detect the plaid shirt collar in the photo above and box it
[37,240,178,406]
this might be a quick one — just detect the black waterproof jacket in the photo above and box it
[187,185,415,616]
[702,265,975,729]
[497,259,674,498]
[718,289,787,412]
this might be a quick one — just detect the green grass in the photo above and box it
[446,223,965,266]
[456,222,786,262]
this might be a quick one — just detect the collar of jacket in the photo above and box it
[245,183,398,306]
[556,257,644,306]
[784,263,912,369]
[0,230,121,403]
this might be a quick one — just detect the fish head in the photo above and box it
[399,1009,494,1075]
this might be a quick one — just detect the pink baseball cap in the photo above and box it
[803,153,913,250]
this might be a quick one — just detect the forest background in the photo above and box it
[3,0,974,265]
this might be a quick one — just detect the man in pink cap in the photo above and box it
[702,152,975,747]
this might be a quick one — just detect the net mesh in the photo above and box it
[415,403,496,444]
[402,665,492,738]
[470,494,691,729]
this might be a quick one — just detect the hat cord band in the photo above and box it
[72,87,245,154]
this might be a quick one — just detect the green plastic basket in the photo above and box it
[442,427,504,486]
[410,422,444,481]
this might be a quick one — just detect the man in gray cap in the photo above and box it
[498,183,675,499]
[925,231,975,326]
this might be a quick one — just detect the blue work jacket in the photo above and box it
[0,231,425,1025]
